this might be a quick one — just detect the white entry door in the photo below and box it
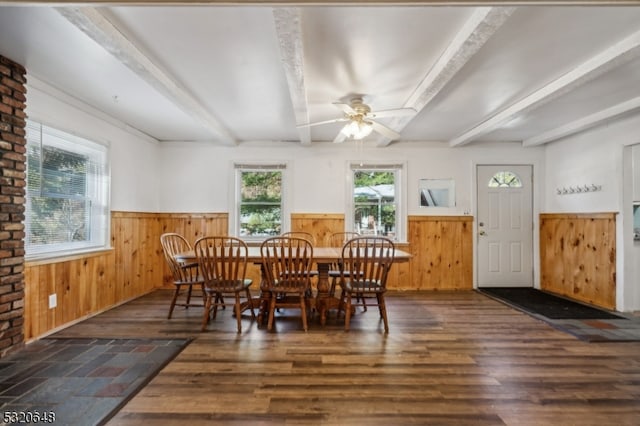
[477,165,533,287]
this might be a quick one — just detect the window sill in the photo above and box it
[25,247,115,266]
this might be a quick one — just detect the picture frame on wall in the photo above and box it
[419,179,455,208]
[633,202,640,241]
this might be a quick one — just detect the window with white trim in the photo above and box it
[234,163,287,240]
[348,164,405,241]
[25,120,110,258]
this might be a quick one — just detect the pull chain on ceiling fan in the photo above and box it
[298,96,416,143]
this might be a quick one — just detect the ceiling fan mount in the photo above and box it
[298,95,416,143]
[346,97,371,116]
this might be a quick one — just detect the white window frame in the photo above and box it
[346,162,407,242]
[231,163,289,242]
[25,120,110,260]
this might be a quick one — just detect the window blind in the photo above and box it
[25,120,110,258]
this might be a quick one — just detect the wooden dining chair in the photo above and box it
[194,236,255,333]
[338,236,395,333]
[160,233,205,319]
[280,231,318,278]
[260,236,314,332]
[326,232,360,298]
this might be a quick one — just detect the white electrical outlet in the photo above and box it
[48,294,57,309]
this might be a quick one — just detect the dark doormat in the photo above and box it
[0,337,191,425]
[480,287,625,320]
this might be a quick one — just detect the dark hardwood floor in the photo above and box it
[53,289,640,425]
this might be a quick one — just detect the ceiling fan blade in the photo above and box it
[333,130,348,144]
[371,120,401,140]
[332,102,356,115]
[370,107,416,118]
[297,117,348,128]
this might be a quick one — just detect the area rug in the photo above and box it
[478,287,640,342]
[0,337,191,425]
[480,287,624,319]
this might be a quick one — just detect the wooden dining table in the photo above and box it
[175,245,411,326]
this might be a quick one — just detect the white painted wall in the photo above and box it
[157,140,545,217]
[544,115,640,312]
[25,78,160,212]
[544,130,622,213]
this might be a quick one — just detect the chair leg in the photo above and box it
[338,289,346,318]
[344,293,352,332]
[212,301,219,320]
[216,293,226,310]
[235,293,242,333]
[168,286,180,319]
[300,294,308,332]
[186,284,193,308]
[378,293,389,333]
[246,289,256,319]
[201,293,212,331]
[199,284,207,305]
[258,291,271,325]
[359,293,367,312]
[267,295,277,331]
[376,293,385,318]
[329,277,337,297]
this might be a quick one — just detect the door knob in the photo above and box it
[479,230,486,236]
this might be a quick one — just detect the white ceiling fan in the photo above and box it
[298,96,416,143]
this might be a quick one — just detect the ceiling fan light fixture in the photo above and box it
[341,119,373,140]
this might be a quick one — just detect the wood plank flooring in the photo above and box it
[53,290,640,425]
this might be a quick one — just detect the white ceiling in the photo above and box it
[1,3,640,147]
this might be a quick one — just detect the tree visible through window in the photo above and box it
[25,121,109,257]
[352,168,399,238]
[238,168,283,238]
[28,146,88,244]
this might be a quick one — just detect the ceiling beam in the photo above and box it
[7,1,640,5]
[523,97,640,146]
[56,7,237,145]
[375,6,516,147]
[450,28,640,147]
[273,7,311,146]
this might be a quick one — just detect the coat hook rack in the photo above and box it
[556,184,601,195]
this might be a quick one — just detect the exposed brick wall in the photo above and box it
[0,55,27,358]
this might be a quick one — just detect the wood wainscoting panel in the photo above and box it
[24,212,230,341]
[385,243,412,291]
[112,212,164,297]
[158,212,229,244]
[154,212,230,287]
[24,250,115,341]
[540,213,616,309]
[290,214,472,290]
[407,216,473,290]
[290,213,345,246]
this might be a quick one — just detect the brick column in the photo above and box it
[0,55,27,357]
